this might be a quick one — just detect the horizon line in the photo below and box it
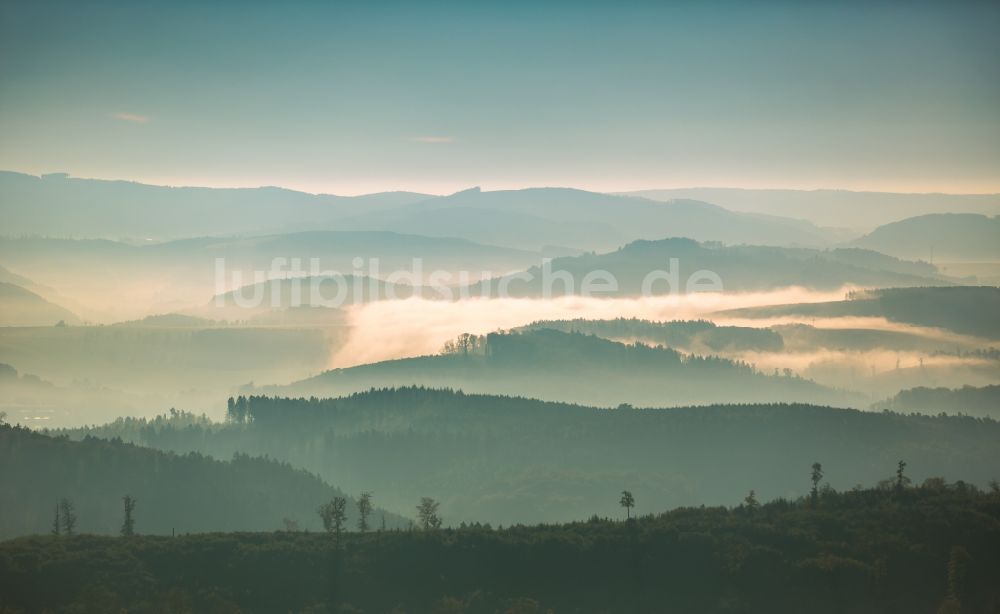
[4,168,1000,199]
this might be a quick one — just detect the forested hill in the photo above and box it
[717,286,1000,339]
[852,213,1000,260]
[515,318,785,353]
[61,387,1000,525]
[0,281,79,327]
[877,385,1000,419]
[271,328,857,407]
[3,483,999,613]
[0,423,407,539]
[468,238,948,296]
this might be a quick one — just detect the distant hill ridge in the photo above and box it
[852,213,1000,261]
[0,281,79,326]
[471,238,951,296]
[2,171,846,250]
[626,187,1000,231]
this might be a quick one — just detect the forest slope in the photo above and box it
[273,328,856,407]
[0,423,405,539]
[2,483,998,613]
[62,387,1000,525]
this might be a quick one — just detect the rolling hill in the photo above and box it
[627,188,1000,232]
[61,387,1000,526]
[0,264,38,288]
[875,384,1000,419]
[267,328,858,407]
[0,231,539,282]
[471,238,951,297]
[515,318,785,353]
[2,172,847,251]
[0,170,430,239]
[851,213,1000,261]
[0,282,79,327]
[716,286,1000,340]
[337,187,845,251]
[0,319,343,424]
[0,422,407,539]
[0,231,542,321]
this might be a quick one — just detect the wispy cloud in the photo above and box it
[405,136,455,144]
[112,112,150,124]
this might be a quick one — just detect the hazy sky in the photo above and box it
[1,0,998,195]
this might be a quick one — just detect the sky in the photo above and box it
[1,0,998,195]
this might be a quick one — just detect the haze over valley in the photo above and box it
[2,2,999,611]
[1,175,998,425]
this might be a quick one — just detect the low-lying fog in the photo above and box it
[330,287,853,367]
[3,286,997,428]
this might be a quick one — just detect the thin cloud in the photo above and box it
[112,112,150,124]
[405,135,455,144]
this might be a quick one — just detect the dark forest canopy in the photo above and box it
[515,318,784,353]
[512,316,996,356]
[268,328,856,407]
[876,384,1000,419]
[58,387,1000,525]
[0,423,406,540]
[2,482,998,613]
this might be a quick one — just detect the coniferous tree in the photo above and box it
[318,497,348,540]
[895,460,911,494]
[121,495,136,537]
[810,462,823,504]
[332,498,347,538]
[357,492,373,532]
[236,396,248,424]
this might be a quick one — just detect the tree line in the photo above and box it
[4,475,998,613]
